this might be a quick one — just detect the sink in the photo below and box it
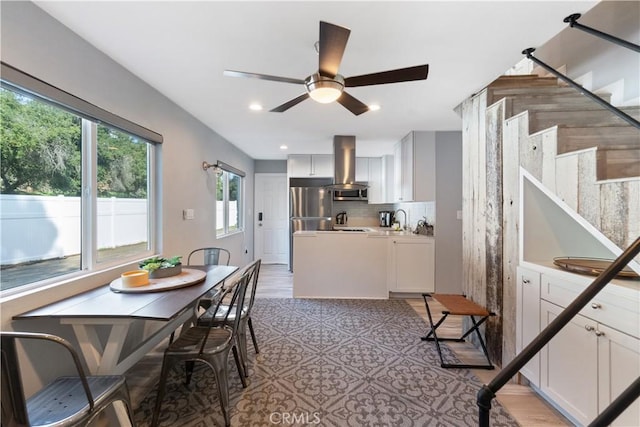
[332,227,371,232]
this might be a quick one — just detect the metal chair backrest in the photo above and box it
[0,331,95,426]
[199,269,250,354]
[243,259,262,313]
[187,247,231,266]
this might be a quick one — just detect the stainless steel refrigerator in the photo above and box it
[289,177,333,270]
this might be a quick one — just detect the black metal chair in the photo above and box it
[197,259,261,377]
[1,331,135,427]
[151,268,251,427]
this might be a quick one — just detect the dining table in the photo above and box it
[12,264,238,376]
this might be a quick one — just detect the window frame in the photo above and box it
[0,62,161,296]
[215,163,245,237]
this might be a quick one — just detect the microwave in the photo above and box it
[333,185,368,201]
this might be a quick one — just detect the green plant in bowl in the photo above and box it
[140,255,183,278]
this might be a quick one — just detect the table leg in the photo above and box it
[64,319,132,374]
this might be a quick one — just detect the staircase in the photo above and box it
[460,74,639,369]
[487,74,639,250]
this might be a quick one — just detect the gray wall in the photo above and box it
[1,1,254,394]
[434,131,463,294]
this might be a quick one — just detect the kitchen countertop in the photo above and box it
[295,226,433,238]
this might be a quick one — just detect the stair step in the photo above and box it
[529,106,640,134]
[557,126,640,154]
[487,75,560,90]
[596,148,640,180]
[489,87,609,107]
[506,95,613,118]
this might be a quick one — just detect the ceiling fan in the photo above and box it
[223,21,429,116]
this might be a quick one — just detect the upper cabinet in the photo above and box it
[355,157,390,204]
[288,154,334,177]
[355,157,369,182]
[394,131,435,202]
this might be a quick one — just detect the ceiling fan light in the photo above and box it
[309,87,342,103]
[305,73,344,103]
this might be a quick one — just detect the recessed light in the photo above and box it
[368,104,381,111]
[280,145,288,150]
[249,103,263,111]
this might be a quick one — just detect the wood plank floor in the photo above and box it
[127,264,570,426]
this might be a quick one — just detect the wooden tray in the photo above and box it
[110,268,207,293]
[553,257,639,279]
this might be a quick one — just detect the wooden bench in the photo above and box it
[421,293,495,370]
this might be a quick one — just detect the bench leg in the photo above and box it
[420,294,495,370]
[421,294,450,368]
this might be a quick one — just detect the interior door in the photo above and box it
[254,173,288,264]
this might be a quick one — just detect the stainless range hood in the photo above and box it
[330,135,367,190]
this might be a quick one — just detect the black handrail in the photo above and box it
[588,377,640,427]
[564,13,640,53]
[477,236,640,426]
[522,48,640,130]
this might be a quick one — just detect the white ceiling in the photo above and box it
[34,1,597,159]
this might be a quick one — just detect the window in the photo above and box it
[216,165,244,236]
[0,63,161,293]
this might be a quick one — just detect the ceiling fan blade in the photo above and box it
[270,93,310,113]
[336,91,369,116]
[318,21,351,78]
[344,64,429,87]
[224,70,305,85]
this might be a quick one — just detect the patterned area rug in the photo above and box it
[134,298,517,426]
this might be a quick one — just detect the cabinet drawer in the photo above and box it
[541,274,640,338]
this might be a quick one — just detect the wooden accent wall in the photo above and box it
[462,76,640,369]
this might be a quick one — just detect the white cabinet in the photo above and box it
[540,300,599,424]
[356,157,369,182]
[388,238,435,293]
[293,233,388,299]
[355,157,385,204]
[288,154,333,177]
[393,131,435,202]
[597,323,640,426]
[515,266,541,387]
[380,154,395,204]
[366,157,383,204]
[522,268,640,426]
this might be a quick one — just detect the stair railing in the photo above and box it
[522,48,640,129]
[590,377,640,427]
[477,236,640,426]
[564,13,640,53]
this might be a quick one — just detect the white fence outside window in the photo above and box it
[1,194,147,265]
[1,195,238,265]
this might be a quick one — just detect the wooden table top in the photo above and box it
[13,265,238,322]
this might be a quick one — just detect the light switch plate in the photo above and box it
[183,209,195,220]
[456,210,463,220]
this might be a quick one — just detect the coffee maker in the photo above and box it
[378,211,394,227]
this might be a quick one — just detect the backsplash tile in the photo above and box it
[332,201,435,229]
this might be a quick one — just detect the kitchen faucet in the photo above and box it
[395,209,408,231]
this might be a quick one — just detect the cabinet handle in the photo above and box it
[585,325,595,332]
[591,302,602,309]
[595,330,605,337]
[522,279,530,284]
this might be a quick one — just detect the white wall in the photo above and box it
[535,1,639,105]
[0,1,254,393]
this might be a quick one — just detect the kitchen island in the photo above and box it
[293,228,434,299]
